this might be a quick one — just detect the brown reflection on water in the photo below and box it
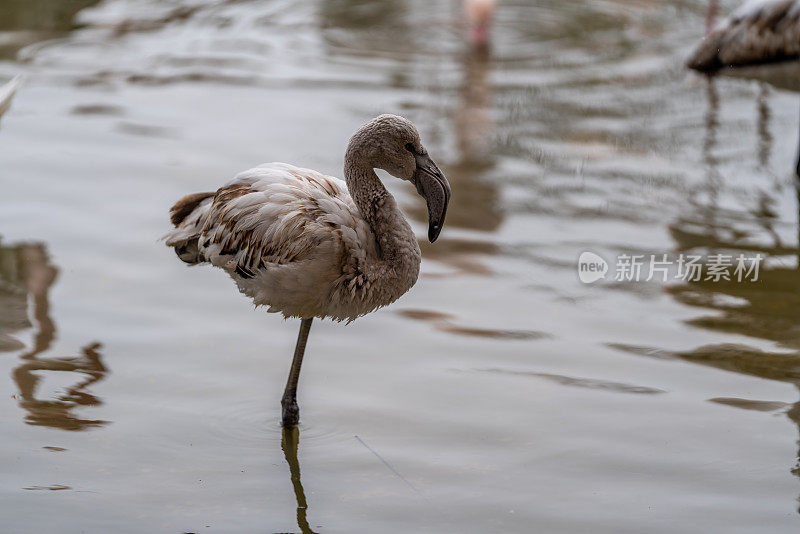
[757,84,773,171]
[709,397,790,412]
[319,0,403,32]
[0,239,108,431]
[0,0,100,59]
[416,42,501,276]
[0,242,57,353]
[398,308,548,340]
[723,62,800,93]
[22,484,71,491]
[651,77,800,510]
[14,341,108,431]
[280,427,318,534]
[447,45,501,232]
[477,368,666,395]
[99,4,203,37]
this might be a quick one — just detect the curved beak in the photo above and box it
[413,152,451,242]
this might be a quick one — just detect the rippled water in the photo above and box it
[2,0,800,532]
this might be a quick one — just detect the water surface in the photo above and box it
[2,0,800,532]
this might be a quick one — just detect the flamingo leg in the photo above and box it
[281,318,313,427]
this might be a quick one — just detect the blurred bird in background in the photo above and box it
[688,0,800,72]
[464,0,497,48]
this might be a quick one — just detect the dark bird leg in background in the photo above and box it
[705,0,719,34]
[281,318,313,427]
[796,101,800,180]
[796,100,800,271]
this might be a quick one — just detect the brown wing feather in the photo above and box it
[170,191,215,227]
[198,176,332,277]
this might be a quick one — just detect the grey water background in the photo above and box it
[1,0,800,532]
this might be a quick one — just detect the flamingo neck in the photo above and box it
[343,159,420,269]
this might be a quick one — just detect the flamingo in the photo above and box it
[164,114,451,428]
[687,0,800,72]
[464,0,497,48]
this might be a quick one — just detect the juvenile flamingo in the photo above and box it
[688,0,800,72]
[164,114,451,427]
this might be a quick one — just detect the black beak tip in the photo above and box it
[428,223,441,243]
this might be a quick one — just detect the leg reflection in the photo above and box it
[280,427,317,534]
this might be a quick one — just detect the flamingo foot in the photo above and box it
[281,396,299,428]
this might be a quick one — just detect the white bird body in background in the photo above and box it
[0,75,21,121]
[165,115,450,427]
[688,0,800,71]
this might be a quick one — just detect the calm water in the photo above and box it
[2,0,800,532]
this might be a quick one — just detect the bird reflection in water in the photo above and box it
[317,0,501,275]
[449,44,501,232]
[659,77,800,512]
[279,427,318,534]
[0,239,108,431]
[415,29,501,277]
